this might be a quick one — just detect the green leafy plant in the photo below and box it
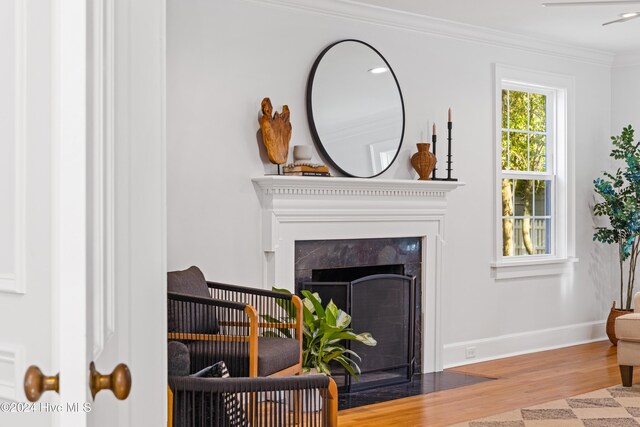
[593,125,640,310]
[268,288,376,379]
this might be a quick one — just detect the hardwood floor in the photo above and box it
[337,341,638,426]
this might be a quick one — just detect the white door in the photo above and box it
[86,0,167,425]
[0,1,166,426]
[0,1,58,426]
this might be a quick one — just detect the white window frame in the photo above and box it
[492,64,577,279]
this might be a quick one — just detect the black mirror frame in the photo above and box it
[306,39,406,178]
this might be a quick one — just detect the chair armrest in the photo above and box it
[205,282,303,346]
[169,374,330,393]
[168,376,337,427]
[168,292,248,311]
[206,281,294,300]
[635,292,640,310]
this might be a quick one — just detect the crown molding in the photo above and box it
[246,0,615,67]
[613,50,640,68]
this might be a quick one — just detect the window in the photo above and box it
[501,87,554,257]
[493,65,575,278]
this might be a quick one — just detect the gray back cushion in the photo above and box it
[168,266,211,298]
[167,266,219,334]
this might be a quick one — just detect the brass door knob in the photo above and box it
[24,366,59,402]
[89,362,132,400]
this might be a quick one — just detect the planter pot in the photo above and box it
[606,301,633,346]
[287,369,324,412]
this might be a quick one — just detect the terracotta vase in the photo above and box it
[411,143,437,180]
[606,301,633,346]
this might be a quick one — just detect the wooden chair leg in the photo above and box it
[327,378,338,427]
[621,365,634,387]
[167,386,173,427]
[292,388,301,426]
[244,306,259,377]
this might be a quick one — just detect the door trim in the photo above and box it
[90,0,116,361]
[0,0,27,296]
[53,0,88,424]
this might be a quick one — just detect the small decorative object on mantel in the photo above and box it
[283,162,330,177]
[411,142,437,180]
[259,97,292,173]
[293,145,313,163]
[431,123,438,180]
[445,108,458,181]
[431,108,458,181]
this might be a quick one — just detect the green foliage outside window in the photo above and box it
[501,89,551,257]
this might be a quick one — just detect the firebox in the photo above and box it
[295,237,423,391]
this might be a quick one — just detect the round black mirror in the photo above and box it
[307,40,405,178]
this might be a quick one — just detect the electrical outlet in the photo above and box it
[465,346,477,359]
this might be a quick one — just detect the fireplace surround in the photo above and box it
[252,175,464,373]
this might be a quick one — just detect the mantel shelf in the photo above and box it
[252,175,465,199]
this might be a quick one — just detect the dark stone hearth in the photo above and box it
[294,237,423,372]
[337,372,494,410]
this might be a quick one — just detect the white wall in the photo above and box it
[167,0,617,367]
[612,54,640,133]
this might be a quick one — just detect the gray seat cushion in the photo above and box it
[167,266,219,334]
[255,336,300,376]
[187,336,300,377]
[168,341,191,376]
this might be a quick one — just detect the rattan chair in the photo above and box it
[167,341,338,427]
[167,266,303,377]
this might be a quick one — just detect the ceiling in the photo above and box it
[351,0,640,53]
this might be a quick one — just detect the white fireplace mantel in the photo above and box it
[252,175,464,372]
[253,175,462,198]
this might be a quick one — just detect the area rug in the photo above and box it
[452,385,640,427]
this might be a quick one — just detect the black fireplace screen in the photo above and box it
[303,267,415,392]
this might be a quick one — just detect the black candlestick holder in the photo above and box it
[432,121,458,181]
[431,134,437,180]
[445,121,457,181]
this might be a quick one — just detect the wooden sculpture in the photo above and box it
[259,97,292,165]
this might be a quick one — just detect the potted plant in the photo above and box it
[269,288,377,377]
[593,125,640,345]
[267,289,376,411]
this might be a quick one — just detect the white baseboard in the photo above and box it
[443,320,607,369]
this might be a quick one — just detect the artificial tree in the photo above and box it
[593,125,640,310]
